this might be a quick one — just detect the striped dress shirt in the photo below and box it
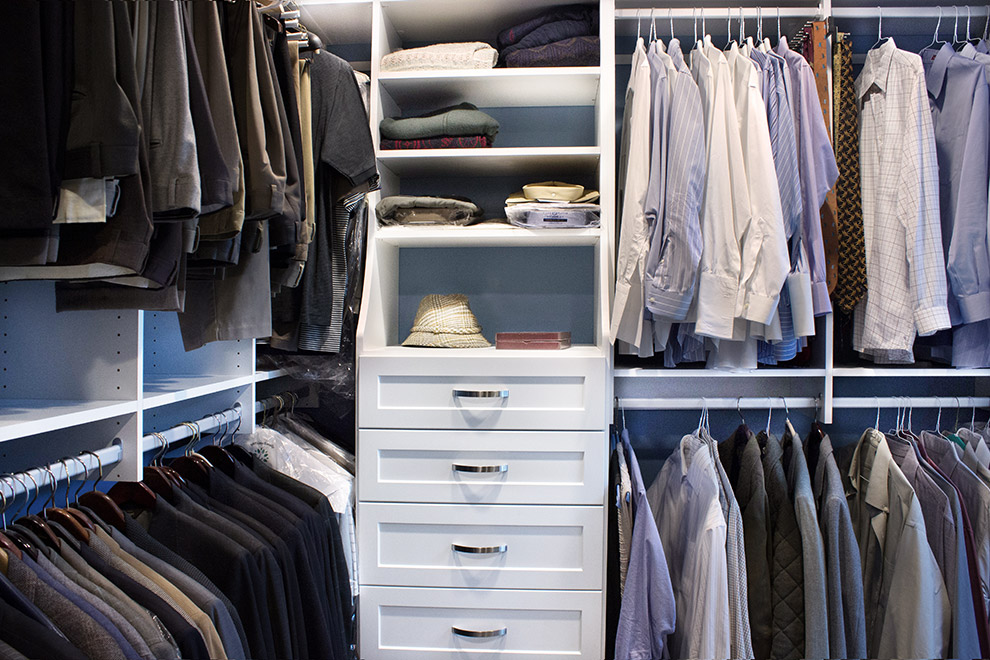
[644,39,705,328]
[853,39,951,362]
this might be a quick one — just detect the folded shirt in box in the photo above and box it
[380,103,500,141]
[380,42,498,72]
[505,36,600,68]
[380,136,491,150]
[377,195,484,226]
[505,202,600,228]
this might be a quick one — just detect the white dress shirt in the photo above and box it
[648,432,731,660]
[612,37,653,350]
[691,39,752,341]
[853,39,951,362]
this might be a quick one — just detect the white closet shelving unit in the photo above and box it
[355,0,613,657]
[0,279,288,478]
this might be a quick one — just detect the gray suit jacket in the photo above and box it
[6,553,130,660]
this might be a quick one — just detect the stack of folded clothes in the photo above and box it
[496,5,599,68]
[376,195,484,226]
[379,103,499,150]
[505,181,600,228]
[380,42,498,72]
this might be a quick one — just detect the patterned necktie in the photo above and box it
[809,21,839,295]
[831,34,868,314]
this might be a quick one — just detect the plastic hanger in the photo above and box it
[953,6,965,47]
[925,8,947,51]
[76,451,129,532]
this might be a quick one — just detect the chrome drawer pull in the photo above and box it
[452,543,508,555]
[452,626,507,638]
[452,463,508,474]
[452,389,509,399]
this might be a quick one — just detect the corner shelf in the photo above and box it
[375,146,601,176]
[378,68,601,108]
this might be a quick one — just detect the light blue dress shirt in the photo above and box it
[616,430,677,660]
[644,39,706,326]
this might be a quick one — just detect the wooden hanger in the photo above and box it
[41,466,89,543]
[75,451,128,532]
[60,457,95,532]
[141,434,175,500]
[12,471,60,551]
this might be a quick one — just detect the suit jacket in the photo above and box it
[0,570,59,632]
[0,582,88,660]
[6,553,130,660]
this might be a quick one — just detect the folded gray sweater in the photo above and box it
[379,103,499,140]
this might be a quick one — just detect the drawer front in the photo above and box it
[358,429,606,505]
[360,586,603,659]
[359,503,604,590]
[358,355,607,430]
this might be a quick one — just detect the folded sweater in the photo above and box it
[379,103,499,141]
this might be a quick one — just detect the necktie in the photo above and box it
[832,34,868,313]
[809,21,839,295]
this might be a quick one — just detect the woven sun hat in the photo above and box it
[402,294,491,348]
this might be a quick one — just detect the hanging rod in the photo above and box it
[139,405,243,454]
[0,444,123,503]
[832,396,990,409]
[832,6,989,19]
[614,8,824,20]
[616,396,820,410]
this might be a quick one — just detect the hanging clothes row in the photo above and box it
[609,402,990,660]
[612,14,838,369]
[0,403,356,660]
[831,15,990,367]
[0,0,378,362]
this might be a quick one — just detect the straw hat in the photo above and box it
[402,294,491,348]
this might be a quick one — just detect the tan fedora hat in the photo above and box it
[402,294,491,348]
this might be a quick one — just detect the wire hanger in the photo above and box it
[874,396,881,431]
[777,7,782,44]
[871,6,889,50]
[737,397,747,427]
[952,5,964,46]
[725,9,734,49]
[650,8,657,44]
[669,8,675,42]
[766,397,773,435]
[694,8,698,46]
[926,7,946,50]
[637,8,643,41]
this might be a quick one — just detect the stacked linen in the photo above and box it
[380,42,498,72]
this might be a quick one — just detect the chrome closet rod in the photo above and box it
[613,7,824,20]
[139,404,243,453]
[831,5,990,19]
[0,444,123,503]
[616,396,820,410]
[832,397,990,409]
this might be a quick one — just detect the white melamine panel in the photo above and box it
[358,429,605,504]
[375,225,601,248]
[359,503,603,589]
[358,353,608,430]
[378,68,601,109]
[144,312,250,378]
[360,586,602,659]
[376,147,600,177]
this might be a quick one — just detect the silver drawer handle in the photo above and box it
[452,463,508,474]
[452,389,509,399]
[452,543,508,554]
[452,626,507,638]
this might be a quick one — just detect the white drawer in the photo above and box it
[358,429,606,505]
[357,354,607,430]
[358,503,604,590]
[359,586,603,659]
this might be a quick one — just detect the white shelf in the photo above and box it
[142,374,256,409]
[0,400,139,443]
[833,367,990,378]
[361,345,607,359]
[375,223,600,247]
[376,146,600,176]
[255,369,290,382]
[615,367,827,379]
[379,68,601,108]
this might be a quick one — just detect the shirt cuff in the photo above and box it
[695,272,739,340]
[645,282,694,321]
[811,280,832,316]
[741,290,780,326]
[609,281,631,345]
[957,290,990,325]
[915,304,952,337]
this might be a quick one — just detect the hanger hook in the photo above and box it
[702,7,706,38]
[64,456,89,505]
[698,398,707,434]
[726,9,732,47]
[936,396,943,433]
[777,7,782,41]
[875,396,881,431]
[80,450,105,494]
[737,397,747,426]
[0,479,8,530]
[766,397,773,434]
[650,7,656,43]
[907,397,914,433]
[693,8,698,44]
[669,8,674,40]
[782,396,790,418]
[971,399,977,430]
[954,5,960,42]
[936,7,943,43]
[967,6,972,40]
[57,459,73,508]
[42,467,58,512]
[637,8,642,39]
[22,471,40,515]
[739,7,745,43]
